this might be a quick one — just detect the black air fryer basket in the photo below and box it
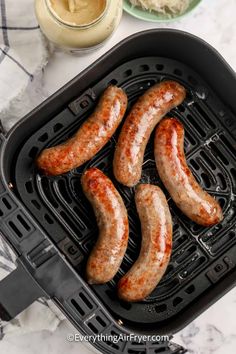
[0,30,236,354]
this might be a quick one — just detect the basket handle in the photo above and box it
[0,258,46,321]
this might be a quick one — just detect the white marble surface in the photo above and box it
[1,0,236,353]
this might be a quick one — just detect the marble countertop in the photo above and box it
[1,0,236,353]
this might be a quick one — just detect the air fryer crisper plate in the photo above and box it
[0,30,236,354]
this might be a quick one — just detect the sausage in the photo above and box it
[113,81,186,187]
[118,184,172,302]
[37,86,127,176]
[81,168,129,284]
[154,118,223,226]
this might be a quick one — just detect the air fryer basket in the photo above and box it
[0,30,236,354]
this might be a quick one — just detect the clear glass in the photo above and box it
[35,0,123,52]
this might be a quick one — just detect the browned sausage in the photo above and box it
[113,81,186,187]
[81,168,129,284]
[37,86,127,176]
[118,184,172,302]
[154,118,223,226]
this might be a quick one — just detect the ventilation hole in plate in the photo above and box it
[218,198,226,208]
[2,197,12,210]
[178,104,185,112]
[31,199,41,210]
[187,114,206,137]
[17,215,30,231]
[25,181,33,194]
[108,340,120,350]
[195,103,216,129]
[231,168,236,183]
[128,349,146,354]
[0,209,3,216]
[176,245,197,263]
[57,179,72,204]
[125,247,139,262]
[184,140,189,151]
[228,205,236,220]
[8,221,22,238]
[185,284,195,294]
[165,264,174,275]
[201,173,211,188]
[155,304,167,313]
[53,123,63,133]
[193,171,201,185]
[156,64,164,71]
[71,299,85,316]
[173,234,188,249]
[186,90,193,102]
[185,131,196,146]
[173,224,180,232]
[209,143,229,165]
[96,316,107,327]
[111,331,119,337]
[214,223,223,233]
[187,256,206,274]
[104,340,120,350]
[123,69,132,78]
[155,348,167,353]
[173,296,183,307]
[38,133,48,142]
[139,64,149,72]
[44,214,54,224]
[200,151,216,170]
[79,292,93,309]
[93,160,107,171]
[190,159,200,171]
[87,322,99,334]
[173,68,182,76]
[108,78,118,85]
[131,342,145,346]
[188,76,198,86]
[217,172,227,190]
[29,146,39,159]
[106,341,120,350]
[192,223,203,233]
